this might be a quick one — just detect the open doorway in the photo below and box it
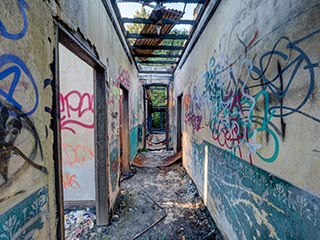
[55,26,108,239]
[144,84,169,151]
[177,94,183,152]
[119,86,130,175]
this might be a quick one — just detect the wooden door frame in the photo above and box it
[54,23,109,239]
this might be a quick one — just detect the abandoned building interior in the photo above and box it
[0,0,320,239]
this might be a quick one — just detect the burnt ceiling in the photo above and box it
[106,0,221,78]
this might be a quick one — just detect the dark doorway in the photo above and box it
[177,94,183,152]
[120,86,130,175]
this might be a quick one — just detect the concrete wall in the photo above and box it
[174,0,320,239]
[0,0,142,238]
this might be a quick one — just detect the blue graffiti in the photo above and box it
[250,35,319,120]
[0,0,29,40]
[0,54,39,116]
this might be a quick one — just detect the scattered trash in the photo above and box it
[64,208,96,240]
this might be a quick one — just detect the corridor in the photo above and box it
[1,0,320,239]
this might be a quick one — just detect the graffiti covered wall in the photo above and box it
[0,0,53,238]
[174,0,320,239]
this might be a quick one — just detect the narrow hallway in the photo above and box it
[64,150,223,240]
[1,1,320,239]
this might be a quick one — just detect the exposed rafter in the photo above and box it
[135,53,181,58]
[122,17,195,25]
[109,0,215,78]
[137,60,178,64]
[130,45,184,50]
[127,32,189,39]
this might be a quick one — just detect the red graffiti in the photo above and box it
[63,172,81,189]
[117,68,130,89]
[60,90,94,134]
[62,143,94,167]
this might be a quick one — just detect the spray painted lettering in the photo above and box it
[62,143,94,167]
[60,90,94,134]
[63,172,81,189]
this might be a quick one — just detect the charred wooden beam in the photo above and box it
[135,53,181,58]
[137,60,178,64]
[127,32,189,40]
[122,17,195,25]
[131,45,184,50]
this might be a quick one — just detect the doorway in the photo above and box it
[177,94,183,152]
[144,84,169,151]
[55,25,108,239]
[119,86,130,175]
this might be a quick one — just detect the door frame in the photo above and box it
[177,94,183,152]
[143,83,169,150]
[119,85,130,175]
[54,23,109,239]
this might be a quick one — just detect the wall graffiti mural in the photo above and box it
[185,28,320,164]
[189,139,320,239]
[0,0,29,40]
[0,1,49,237]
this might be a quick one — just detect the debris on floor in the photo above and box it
[64,208,97,239]
[146,133,166,151]
[64,151,223,240]
[132,150,182,168]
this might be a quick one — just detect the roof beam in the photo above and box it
[137,60,178,64]
[135,54,181,58]
[122,18,195,25]
[131,45,184,50]
[139,70,173,74]
[127,32,188,39]
[117,0,205,3]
